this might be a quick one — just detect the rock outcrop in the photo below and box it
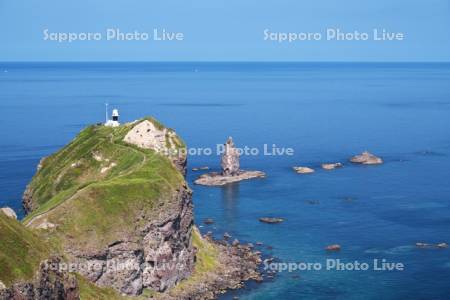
[326,244,341,251]
[162,229,262,299]
[321,163,343,170]
[22,185,35,214]
[195,137,265,186]
[350,151,383,165]
[293,166,315,174]
[72,187,195,295]
[0,207,17,219]
[259,217,284,224]
[123,119,187,175]
[0,211,81,300]
[221,137,240,176]
[415,242,448,249]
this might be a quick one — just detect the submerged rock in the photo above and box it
[326,244,341,251]
[321,163,343,170]
[0,207,17,220]
[306,199,320,205]
[259,217,284,224]
[350,151,383,165]
[293,166,315,174]
[416,242,448,249]
[203,218,215,225]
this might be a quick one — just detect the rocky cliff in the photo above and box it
[6,117,261,299]
[20,117,194,296]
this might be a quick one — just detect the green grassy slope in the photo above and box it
[23,117,186,251]
[0,213,50,286]
[0,213,126,299]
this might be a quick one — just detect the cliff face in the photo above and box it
[20,118,195,296]
[71,187,194,295]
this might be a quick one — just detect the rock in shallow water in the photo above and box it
[350,151,383,165]
[293,166,315,174]
[416,242,448,249]
[259,217,284,224]
[195,137,265,186]
[321,163,343,170]
[326,244,341,251]
[203,218,214,225]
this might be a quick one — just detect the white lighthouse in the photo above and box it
[104,104,120,127]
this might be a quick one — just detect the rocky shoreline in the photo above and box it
[1,120,265,300]
[161,231,263,300]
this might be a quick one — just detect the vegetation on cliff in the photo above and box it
[23,117,186,252]
[1,117,260,299]
[0,213,50,286]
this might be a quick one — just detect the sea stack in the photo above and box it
[221,137,240,176]
[194,137,265,186]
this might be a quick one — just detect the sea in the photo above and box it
[1,62,450,299]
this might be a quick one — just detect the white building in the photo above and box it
[105,105,120,127]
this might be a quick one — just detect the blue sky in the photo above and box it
[0,0,449,61]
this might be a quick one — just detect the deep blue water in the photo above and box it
[1,62,450,299]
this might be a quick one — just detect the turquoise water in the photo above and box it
[1,63,450,299]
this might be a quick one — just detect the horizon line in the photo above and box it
[1,60,450,64]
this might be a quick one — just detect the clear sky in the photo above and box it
[1,0,449,62]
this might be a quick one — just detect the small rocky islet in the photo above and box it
[259,217,285,224]
[349,151,383,165]
[293,151,383,175]
[321,162,343,170]
[194,137,266,186]
[293,166,315,174]
[416,242,448,249]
